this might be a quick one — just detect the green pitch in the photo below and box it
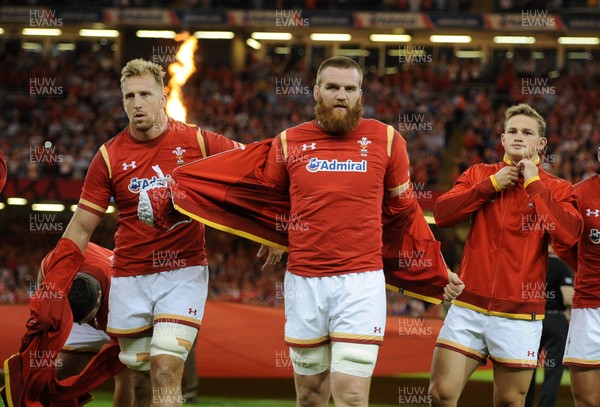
[396,367,571,385]
[87,393,400,406]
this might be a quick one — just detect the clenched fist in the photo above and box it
[493,166,520,190]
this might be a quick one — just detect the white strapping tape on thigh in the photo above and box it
[290,345,331,376]
[118,337,152,371]
[150,322,198,361]
[331,342,379,378]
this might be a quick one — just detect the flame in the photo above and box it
[166,32,198,123]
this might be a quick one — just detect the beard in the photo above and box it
[130,112,159,133]
[314,96,363,136]
[131,118,153,132]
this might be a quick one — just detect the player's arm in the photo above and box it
[62,209,103,254]
[434,165,512,227]
[65,148,112,252]
[383,129,416,218]
[561,283,574,320]
[262,133,290,192]
[553,242,578,273]
[561,285,574,309]
[558,258,574,319]
[36,209,101,285]
[519,160,583,248]
[256,134,290,270]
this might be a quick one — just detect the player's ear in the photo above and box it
[313,84,320,102]
[538,137,547,152]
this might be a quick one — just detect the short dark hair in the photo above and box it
[68,272,101,323]
[316,56,363,87]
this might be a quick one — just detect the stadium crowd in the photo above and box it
[1,45,598,317]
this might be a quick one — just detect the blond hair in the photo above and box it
[316,56,363,87]
[120,58,165,90]
[504,103,546,138]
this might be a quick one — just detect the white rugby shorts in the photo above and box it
[284,270,386,348]
[436,304,542,368]
[107,265,208,337]
[564,308,600,367]
[63,323,110,353]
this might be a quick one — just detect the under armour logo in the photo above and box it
[302,143,316,151]
[586,208,599,217]
[188,308,197,316]
[122,161,136,171]
[527,351,535,357]
[373,326,382,334]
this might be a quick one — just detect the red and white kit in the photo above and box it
[434,157,581,367]
[264,118,414,347]
[78,120,239,335]
[559,175,600,367]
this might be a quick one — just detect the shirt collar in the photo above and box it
[503,154,540,166]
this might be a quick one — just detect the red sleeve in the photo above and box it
[202,129,241,156]
[40,238,85,293]
[384,132,414,216]
[263,134,290,192]
[525,179,583,248]
[553,242,578,273]
[29,238,84,336]
[434,165,498,226]
[78,151,111,217]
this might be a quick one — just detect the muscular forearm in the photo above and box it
[62,208,102,254]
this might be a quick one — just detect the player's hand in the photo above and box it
[493,166,520,190]
[443,271,464,302]
[257,244,284,272]
[516,159,539,183]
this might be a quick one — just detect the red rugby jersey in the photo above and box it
[435,158,582,319]
[78,243,112,332]
[556,175,600,309]
[78,120,239,277]
[42,241,112,332]
[263,119,413,277]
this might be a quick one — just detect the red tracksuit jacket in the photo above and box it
[435,158,582,319]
